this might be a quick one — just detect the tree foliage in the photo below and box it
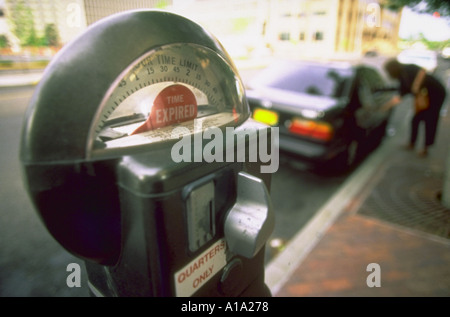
[44,24,60,47]
[401,32,450,50]
[8,0,37,46]
[385,0,450,17]
[7,0,60,47]
[0,35,9,48]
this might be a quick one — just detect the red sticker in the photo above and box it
[131,84,198,135]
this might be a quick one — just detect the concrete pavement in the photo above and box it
[266,98,450,296]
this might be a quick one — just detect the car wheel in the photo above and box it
[325,139,359,175]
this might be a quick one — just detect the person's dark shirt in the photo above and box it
[399,63,445,97]
[399,64,420,97]
[398,63,446,112]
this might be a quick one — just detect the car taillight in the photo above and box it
[288,118,334,141]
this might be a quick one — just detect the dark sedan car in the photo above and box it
[246,60,395,171]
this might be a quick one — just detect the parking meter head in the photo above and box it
[20,10,249,265]
[20,10,250,164]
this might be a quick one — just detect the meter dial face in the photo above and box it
[88,43,249,158]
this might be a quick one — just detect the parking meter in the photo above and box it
[20,10,275,297]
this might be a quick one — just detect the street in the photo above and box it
[0,86,89,296]
[0,56,448,297]
[0,84,348,296]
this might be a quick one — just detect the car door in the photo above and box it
[366,68,395,121]
[355,67,390,133]
[355,68,377,132]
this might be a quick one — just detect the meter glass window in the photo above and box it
[88,43,249,158]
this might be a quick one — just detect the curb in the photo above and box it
[0,71,43,88]
[264,124,400,295]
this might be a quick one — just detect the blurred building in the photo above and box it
[260,0,402,59]
[1,0,170,48]
[2,0,84,47]
[83,0,170,25]
[0,1,15,49]
[171,0,402,60]
[273,0,402,59]
[0,0,401,59]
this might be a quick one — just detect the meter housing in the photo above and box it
[20,10,274,297]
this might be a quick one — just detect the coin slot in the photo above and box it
[186,181,216,252]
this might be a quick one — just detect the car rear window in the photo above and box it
[251,62,353,98]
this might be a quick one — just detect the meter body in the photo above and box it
[20,10,274,297]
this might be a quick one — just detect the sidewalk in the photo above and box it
[0,69,43,87]
[266,105,450,296]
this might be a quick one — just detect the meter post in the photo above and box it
[20,9,275,297]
